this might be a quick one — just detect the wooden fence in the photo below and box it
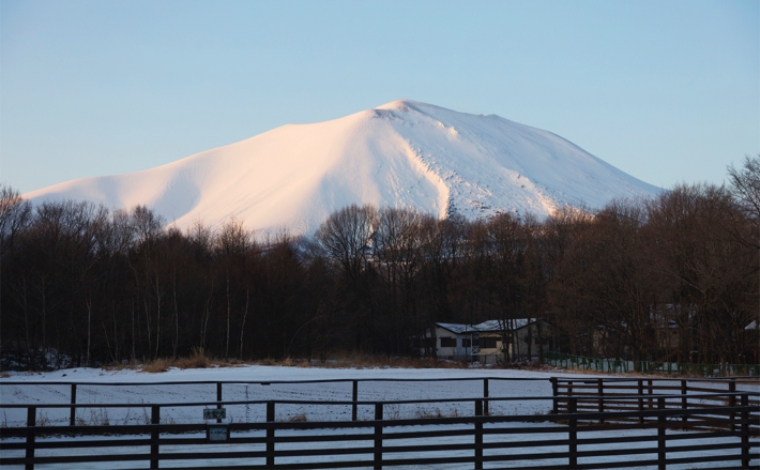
[0,390,757,469]
[4,376,757,427]
[0,377,550,426]
[551,377,760,434]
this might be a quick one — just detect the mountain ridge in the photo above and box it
[23,100,661,235]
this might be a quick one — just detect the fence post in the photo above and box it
[69,384,77,426]
[657,397,665,470]
[483,379,489,416]
[728,379,736,432]
[25,406,36,470]
[216,382,223,424]
[550,377,558,414]
[637,379,644,424]
[741,394,749,468]
[374,403,383,470]
[568,398,577,468]
[648,379,654,410]
[680,379,687,426]
[475,399,483,470]
[597,378,604,424]
[352,380,358,421]
[150,405,160,470]
[267,401,275,468]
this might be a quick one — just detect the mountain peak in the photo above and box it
[23,101,661,235]
[375,99,415,110]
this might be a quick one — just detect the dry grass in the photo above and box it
[137,348,249,373]
[174,347,210,369]
[255,357,277,366]
[36,413,50,427]
[106,350,485,374]
[285,353,471,370]
[142,358,169,373]
[113,351,722,377]
[128,350,750,378]
[286,413,308,423]
[415,408,460,419]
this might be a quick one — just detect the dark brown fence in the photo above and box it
[552,377,760,434]
[1,376,533,426]
[1,391,757,469]
[4,376,757,427]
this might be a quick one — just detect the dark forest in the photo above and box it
[1,157,758,370]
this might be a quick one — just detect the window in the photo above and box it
[440,337,457,348]
[463,338,479,348]
[480,338,498,349]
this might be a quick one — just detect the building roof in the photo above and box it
[472,319,537,331]
[436,323,472,334]
[435,319,539,334]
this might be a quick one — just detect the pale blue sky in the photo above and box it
[2,0,758,194]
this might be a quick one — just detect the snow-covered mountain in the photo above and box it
[23,100,661,235]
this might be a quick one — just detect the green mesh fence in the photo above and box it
[543,351,760,376]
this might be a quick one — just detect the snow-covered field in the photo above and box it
[1,366,757,469]
[1,366,565,426]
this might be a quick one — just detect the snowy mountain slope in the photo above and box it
[23,100,661,235]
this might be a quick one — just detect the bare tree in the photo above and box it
[216,218,249,359]
[0,185,32,258]
[728,155,760,354]
[728,155,760,228]
[316,204,378,280]
[647,184,754,363]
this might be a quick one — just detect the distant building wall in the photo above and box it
[413,320,553,363]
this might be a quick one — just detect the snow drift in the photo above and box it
[23,100,661,235]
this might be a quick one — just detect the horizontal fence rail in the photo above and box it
[0,401,757,469]
[551,377,760,434]
[2,375,758,425]
[2,376,758,469]
[1,376,553,426]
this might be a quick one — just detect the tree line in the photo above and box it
[1,157,758,370]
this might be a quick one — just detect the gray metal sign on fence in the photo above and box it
[207,425,229,442]
[203,408,226,420]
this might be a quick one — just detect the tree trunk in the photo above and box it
[154,274,161,359]
[239,288,249,359]
[86,298,92,367]
[226,269,230,360]
[130,301,136,362]
[173,273,179,359]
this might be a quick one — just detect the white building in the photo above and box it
[413,319,552,364]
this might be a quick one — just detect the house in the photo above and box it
[413,319,553,364]
[590,305,694,360]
